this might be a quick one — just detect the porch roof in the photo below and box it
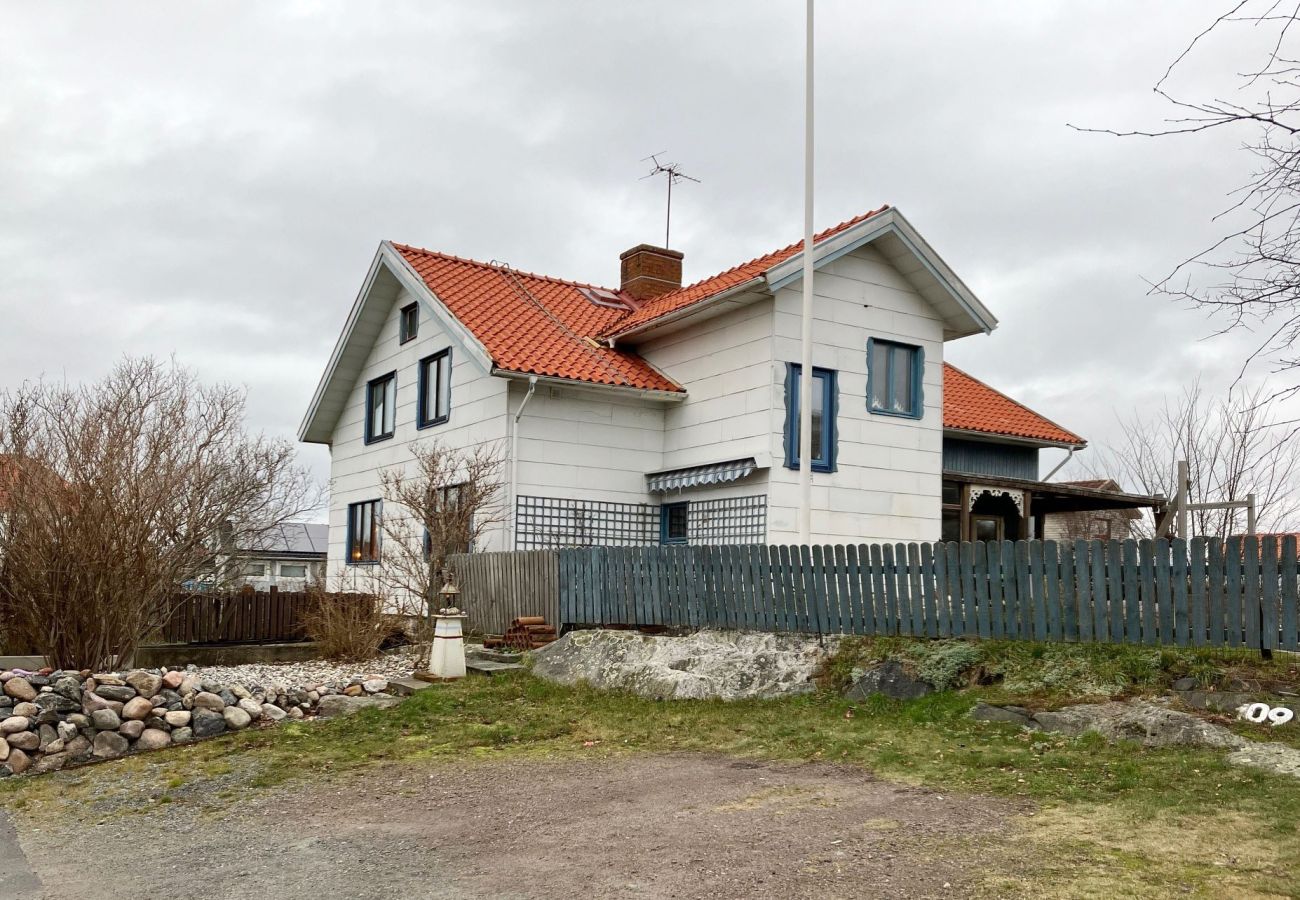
[944,470,1165,515]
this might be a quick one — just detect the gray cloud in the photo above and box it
[0,0,1284,499]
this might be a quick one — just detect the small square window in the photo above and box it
[399,303,419,344]
[661,502,689,544]
[347,500,381,564]
[867,338,923,418]
[242,563,266,577]
[365,372,397,443]
[417,349,452,428]
[279,563,308,578]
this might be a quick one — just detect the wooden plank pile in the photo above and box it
[483,616,557,651]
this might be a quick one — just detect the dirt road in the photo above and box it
[8,754,1024,899]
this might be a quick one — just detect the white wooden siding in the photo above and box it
[766,243,945,544]
[326,285,510,587]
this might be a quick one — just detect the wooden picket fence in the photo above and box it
[157,589,314,645]
[544,536,1300,650]
[446,550,559,636]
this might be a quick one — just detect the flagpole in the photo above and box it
[797,0,815,544]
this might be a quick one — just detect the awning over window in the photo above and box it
[647,458,758,493]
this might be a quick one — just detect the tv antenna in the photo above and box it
[641,152,700,248]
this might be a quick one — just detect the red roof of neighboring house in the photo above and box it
[608,206,891,335]
[942,364,1085,446]
[392,245,683,393]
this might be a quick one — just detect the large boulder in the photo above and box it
[124,671,162,698]
[135,729,170,751]
[192,692,225,712]
[316,694,402,718]
[93,684,136,703]
[121,696,153,721]
[92,731,129,759]
[844,661,935,702]
[530,629,835,701]
[191,708,226,738]
[2,678,36,702]
[1032,701,1247,750]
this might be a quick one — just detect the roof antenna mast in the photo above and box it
[641,152,700,249]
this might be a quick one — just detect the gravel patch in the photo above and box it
[189,646,424,692]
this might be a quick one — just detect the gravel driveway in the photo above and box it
[8,754,1024,899]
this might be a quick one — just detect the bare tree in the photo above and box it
[378,440,504,621]
[1074,3,1300,390]
[1080,381,1300,538]
[0,358,319,669]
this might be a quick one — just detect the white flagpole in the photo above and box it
[797,0,815,544]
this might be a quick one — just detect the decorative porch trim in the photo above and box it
[968,485,1028,514]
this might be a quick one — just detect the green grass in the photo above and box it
[2,647,1298,896]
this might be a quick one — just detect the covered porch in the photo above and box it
[941,471,1165,542]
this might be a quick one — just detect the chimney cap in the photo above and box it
[619,244,684,262]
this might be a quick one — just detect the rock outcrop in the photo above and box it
[531,629,835,700]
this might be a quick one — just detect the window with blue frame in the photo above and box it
[364,372,396,443]
[867,338,923,418]
[417,349,452,428]
[784,363,837,472]
[346,499,381,564]
[660,501,689,544]
[399,303,419,344]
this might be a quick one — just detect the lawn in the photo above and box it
[2,643,1299,897]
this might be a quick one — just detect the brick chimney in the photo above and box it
[619,244,683,300]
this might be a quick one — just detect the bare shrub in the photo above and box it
[378,440,504,621]
[0,357,319,670]
[300,585,386,662]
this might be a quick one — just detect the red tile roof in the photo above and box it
[393,216,1085,448]
[608,206,891,335]
[392,245,683,393]
[943,364,1085,446]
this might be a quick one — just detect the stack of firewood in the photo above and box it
[483,616,557,651]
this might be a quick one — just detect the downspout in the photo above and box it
[1043,446,1078,482]
[507,376,538,549]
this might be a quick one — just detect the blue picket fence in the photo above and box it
[552,536,1300,650]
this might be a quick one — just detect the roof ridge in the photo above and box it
[943,362,1085,445]
[389,242,619,293]
[653,206,891,299]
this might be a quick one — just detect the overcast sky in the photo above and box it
[0,1,1283,506]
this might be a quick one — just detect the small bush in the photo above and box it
[301,589,385,661]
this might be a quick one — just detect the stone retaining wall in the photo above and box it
[0,666,400,777]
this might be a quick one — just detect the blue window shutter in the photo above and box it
[783,362,797,470]
[826,369,838,473]
[913,344,925,419]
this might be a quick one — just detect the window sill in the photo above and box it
[416,416,450,431]
[345,559,381,567]
[867,405,922,420]
[363,432,395,446]
[784,462,834,474]
[399,336,417,346]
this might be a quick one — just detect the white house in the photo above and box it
[299,206,1161,586]
[231,522,328,591]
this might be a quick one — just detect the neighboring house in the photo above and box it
[232,523,328,591]
[1042,479,1144,541]
[299,205,1161,586]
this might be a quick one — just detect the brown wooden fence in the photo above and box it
[446,550,560,635]
[157,589,313,645]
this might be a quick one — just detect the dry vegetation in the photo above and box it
[0,357,317,669]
